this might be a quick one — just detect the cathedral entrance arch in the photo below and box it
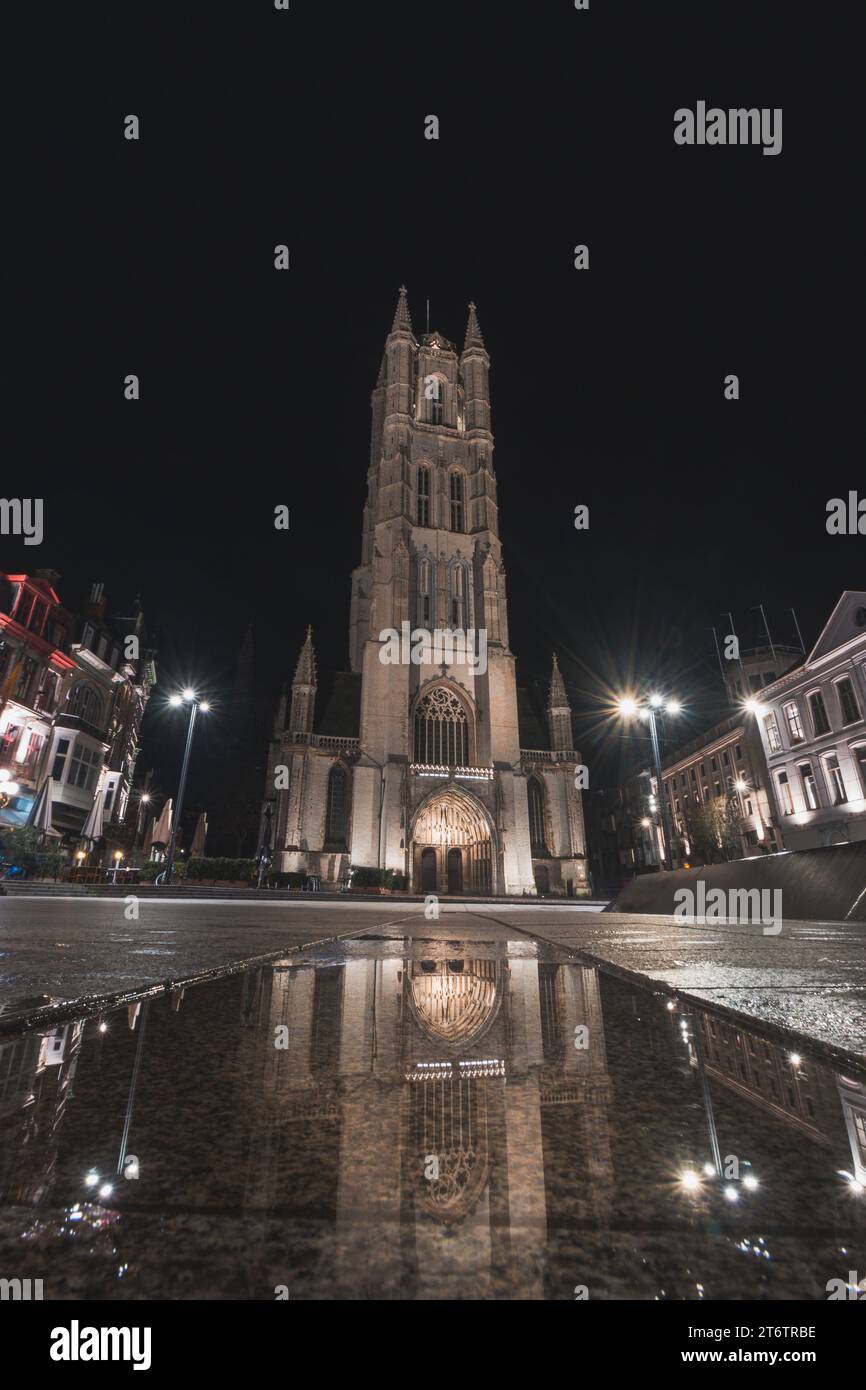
[410,787,495,895]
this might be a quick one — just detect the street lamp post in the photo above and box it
[618,693,681,872]
[164,690,210,886]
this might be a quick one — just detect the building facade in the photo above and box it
[751,591,866,850]
[264,290,589,896]
[0,572,155,845]
[661,644,802,868]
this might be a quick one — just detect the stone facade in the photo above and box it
[750,591,866,850]
[264,290,589,896]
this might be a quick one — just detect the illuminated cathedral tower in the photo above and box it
[265,289,589,896]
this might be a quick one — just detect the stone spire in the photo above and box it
[548,652,567,708]
[463,300,485,351]
[289,626,317,734]
[391,284,413,335]
[547,653,573,753]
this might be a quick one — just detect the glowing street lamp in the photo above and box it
[616,692,682,870]
[163,689,211,885]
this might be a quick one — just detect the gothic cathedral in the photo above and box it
[264,289,589,896]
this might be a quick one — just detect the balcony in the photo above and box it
[410,763,494,781]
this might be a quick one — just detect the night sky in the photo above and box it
[6,2,861,805]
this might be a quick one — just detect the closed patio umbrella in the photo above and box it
[80,788,104,843]
[190,811,208,858]
[151,798,173,851]
[26,776,54,840]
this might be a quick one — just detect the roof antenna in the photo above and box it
[426,298,430,335]
[788,608,806,654]
[707,626,725,685]
[752,603,777,665]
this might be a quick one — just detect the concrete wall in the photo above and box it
[609,842,866,922]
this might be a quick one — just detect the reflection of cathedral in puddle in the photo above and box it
[238,948,614,1297]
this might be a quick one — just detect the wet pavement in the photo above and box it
[0,933,864,1300]
[1,898,865,1062]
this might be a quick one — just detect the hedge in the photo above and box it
[185,857,256,882]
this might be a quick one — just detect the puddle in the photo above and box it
[0,936,864,1300]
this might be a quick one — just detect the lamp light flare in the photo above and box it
[649,693,663,708]
[182,687,196,701]
[744,698,766,716]
[680,1170,701,1192]
[618,697,639,717]
[169,694,182,707]
[665,699,682,714]
[724,1185,739,1202]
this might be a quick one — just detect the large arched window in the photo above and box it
[417,554,434,627]
[449,472,464,532]
[417,465,431,527]
[528,777,547,856]
[68,683,104,729]
[414,686,469,767]
[324,764,349,847]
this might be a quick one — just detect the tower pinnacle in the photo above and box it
[391,285,413,334]
[463,301,485,351]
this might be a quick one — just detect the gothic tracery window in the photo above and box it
[413,686,469,767]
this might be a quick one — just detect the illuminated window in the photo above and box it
[67,742,100,791]
[776,770,794,816]
[837,676,860,726]
[783,701,804,744]
[763,711,782,752]
[798,762,819,810]
[823,753,848,805]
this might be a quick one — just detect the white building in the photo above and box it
[750,592,866,850]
